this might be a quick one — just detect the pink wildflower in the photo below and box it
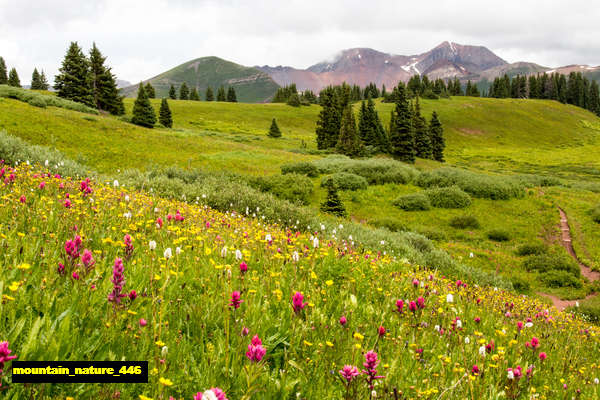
[395,299,404,313]
[378,326,386,337]
[471,365,480,375]
[339,316,347,326]
[292,292,306,313]
[239,261,248,273]
[246,335,266,362]
[362,350,384,390]
[229,291,243,309]
[0,341,17,376]
[539,352,547,361]
[108,258,126,304]
[339,365,360,382]
[81,249,95,269]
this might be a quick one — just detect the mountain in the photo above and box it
[121,57,280,102]
[116,79,132,89]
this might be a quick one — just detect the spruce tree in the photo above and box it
[268,118,282,138]
[205,86,214,101]
[336,105,363,157]
[54,42,94,106]
[227,86,237,102]
[0,57,7,84]
[287,93,300,107]
[169,84,177,99]
[8,68,20,87]
[145,82,156,98]
[131,83,156,128]
[30,68,41,89]
[89,43,124,115]
[412,97,432,159]
[189,87,200,100]
[159,98,173,128]
[320,184,347,217]
[389,84,415,163]
[358,100,372,144]
[315,87,341,149]
[39,71,49,90]
[429,111,445,162]
[589,80,600,116]
[217,86,226,101]
[179,82,189,100]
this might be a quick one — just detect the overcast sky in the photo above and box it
[1,0,599,85]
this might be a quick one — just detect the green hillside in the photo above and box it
[120,56,280,103]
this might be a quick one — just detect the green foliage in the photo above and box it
[516,243,548,256]
[272,83,298,103]
[268,118,282,138]
[312,156,417,185]
[179,82,189,100]
[205,86,214,101]
[169,84,176,99]
[429,111,445,162]
[286,93,301,107]
[0,85,98,114]
[0,56,7,84]
[389,83,415,163]
[523,254,581,277]
[217,86,226,101]
[486,229,511,242]
[159,98,173,128]
[54,42,94,107]
[424,186,472,209]
[393,193,432,211]
[227,86,237,102]
[30,68,42,90]
[89,43,124,115]
[8,67,21,87]
[370,218,409,232]
[131,83,156,128]
[358,98,388,151]
[145,82,155,98]
[336,105,362,157]
[509,276,531,293]
[591,204,600,223]
[449,215,480,229]
[320,185,347,217]
[320,172,368,191]
[281,161,319,177]
[413,97,432,159]
[250,173,314,205]
[315,87,341,149]
[541,270,583,288]
[189,87,200,101]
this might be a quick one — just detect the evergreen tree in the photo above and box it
[336,104,362,157]
[169,84,177,99]
[358,100,371,143]
[159,98,173,128]
[381,84,387,99]
[145,82,156,98]
[30,68,41,89]
[54,42,94,106]
[189,87,200,100]
[89,43,124,115]
[320,184,347,217]
[217,86,226,101]
[589,80,600,116]
[388,83,415,163]
[315,87,341,149]
[287,92,300,107]
[0,57,7,84]
[205,86,214,101]
[131,83,156,128]
[268,118,282,138]
[272,84,298,103]
[179,82,189,100]
[412,97,432,159]
[227,86,237,102]
[8,68,20,87]
[429,111,445,162]
[38,71,49,90]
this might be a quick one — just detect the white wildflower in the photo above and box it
[464,337,470,344]
[525,322,533,328]
[113,180,119,188]
[123,211,132,219]
[313,237,319,248]
[507,370,514,380]
[446,293,454,303]
[161,346,168,358]
[202,389,218,400]
[175,247,181,255]
[456,319,462,329]
[265,233,272,242]
[292,251,300,262]
[235,249,243,260]
[479,346,486,357]
[163,248,172,259]
[221,246,228,258]
[149,240,156,251]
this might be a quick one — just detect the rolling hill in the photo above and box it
[120,56,280,102]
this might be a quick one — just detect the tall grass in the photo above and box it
[0,85,98,114]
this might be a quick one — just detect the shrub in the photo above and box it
[250,173,314,205]
[424,186,471,209]
[516,243,548,256]
[541,270,582,288]
[487,229,511,242]
[591,205,600,223]
[312,156,418,185]
[416,228,447,241]
[281,161,319,177]
[320,172,368,191]
[449,215,480,229]
[523,254,580,277]
[572,305,600,323]
[509,276,531,293]
[393,193,431,211]
[0,84,98,114]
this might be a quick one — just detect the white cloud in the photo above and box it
[1,0,599,85]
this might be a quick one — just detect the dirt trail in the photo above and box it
[538,208,599,310]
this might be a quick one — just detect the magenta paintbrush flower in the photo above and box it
[246,335,266,362]
[408,301,417,313]
[339,365,360,382]
[395,299,404,313]
[81,249,95,269]
[108,257,126,304]
[362,350,384,390]
[292,291,306,313]
[229,291,243,309]
[0,341,17,376]
[417,296,425,309]
[239,261,248,273]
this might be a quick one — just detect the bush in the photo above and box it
[0,84,98,114]
[320,172,368,191]
[393,193,431,211]
[416,228,447,241]
[424,186,471,209]
[541,270,582,288]
[487,229,511,242]
[572,305,600,323]
[523,254,580,277]
[509,276,531,293]
[250,174,314,205]
[281,161,319,177]
[591,205,600,223]
[449,215,480,229]
[516,243,548,256]
[312,156,418,185]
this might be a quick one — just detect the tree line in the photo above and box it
[315,81,445,163]
[141,81,239,102]
[0,56,49,90]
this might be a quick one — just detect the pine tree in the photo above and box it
[287,92,300,107]
[8,68,20,87]
[268,118,282,138]
[179,82,189,100]
[38,71,49,90]
[54,42,94,106]
[412,97,432,159]
[389,83,415,163]
[217,86,226,101]
[189,87,200,100]
[320,184,347,217]
[227,86,237,102]
[358,101,371,143]
[168,85,176,99]
[205,86,214,101]
[159,98,173,128]
[0,57,7,84]
[336,104,362,157]
[89,43,124,115]
[131,83,156,128]
[429,111,445,162]
[145,82,156,98]
[30,68,41,89]
[315,87,341,149]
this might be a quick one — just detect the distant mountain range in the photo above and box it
[122,42,600,102]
